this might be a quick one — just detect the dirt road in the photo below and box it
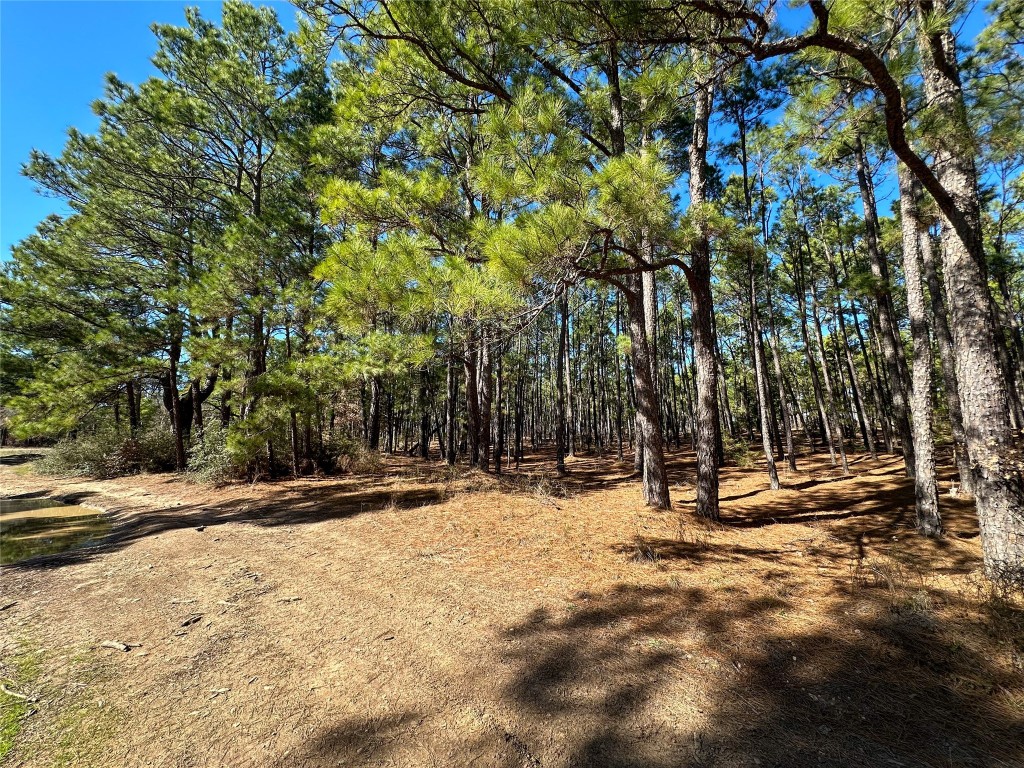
[1,452,1021,767]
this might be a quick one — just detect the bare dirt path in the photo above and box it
[1,451,1021,767]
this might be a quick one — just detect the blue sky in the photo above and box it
[0,0,294,259]
[0,1,995,260]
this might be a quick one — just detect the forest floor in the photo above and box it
[1,446,1022,768]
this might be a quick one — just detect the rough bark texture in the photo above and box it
[625,288,671,508]
[919,220,973,494]
[556,297,569,477]
[688,78,720,520]
[917,0,1024,581]
[898,165,941,535]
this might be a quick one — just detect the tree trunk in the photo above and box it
[688,77,721,520]
[126,379,141,435]
[749,257,780,489]
[478,326,493,471]
[917,0,1024,581]
[898,165,941,535]
[464,330,481,466]
[765,269,797,471]
[625,287,671,508]
[446,345,458,466]
[920,221,973,494]
[418,370,431,460]
[809,278,850,475]
[855,134,915,476]
[368,375,383,451]
[495,350,504,475]
[556,295,569,476]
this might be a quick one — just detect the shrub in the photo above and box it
[36,432,113,477]
[722,434,754,468]
[36,421,177,479]
[133,422,178,473]
[186,425,240,485]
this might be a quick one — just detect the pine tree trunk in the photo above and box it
[126,379,141,435]
[810,279,850,475]
[855,135,915,476]
[564,309,577,458]
[464,330,481,466]
[920,220,973,493]
[478,326,493,471]
[368,375,382,451]
[556,295,569,476]
[625,287,671,508]
[765,271,797,471]
[418,370,430,460]
[446,344,458,466]
[688,77,720,520]
[898,165,941,535]
[834,289,876,458]
[615,292,625,461]
[917,0,1024,581]
[495,350,504,475]
[749,257,780,489]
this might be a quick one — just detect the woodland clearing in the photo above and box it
[1,449,1022,768]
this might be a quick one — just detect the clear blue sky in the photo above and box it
[0,0,294,259]
[0,1,994,260]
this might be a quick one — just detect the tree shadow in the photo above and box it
[296,712,422,766]
[2,483,446,571]
[494,583,1024,767]
[0,452,46,466]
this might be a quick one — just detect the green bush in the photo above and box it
[133,422,179,473]
[36,422,177,479]
[186,425,241,485]
[722,434,755,468]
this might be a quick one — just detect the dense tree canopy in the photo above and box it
[2,0,1022,583]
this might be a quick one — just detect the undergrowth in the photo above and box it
[36,423,176,479]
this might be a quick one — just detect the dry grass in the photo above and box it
[0,447,1021,767]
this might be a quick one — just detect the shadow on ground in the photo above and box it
[489,583,1024,767]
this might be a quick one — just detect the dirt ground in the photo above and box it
[1,447,1022,768]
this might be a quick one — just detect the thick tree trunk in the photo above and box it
[917,0,1024,581]
[898,165,941,535]
[625,287,671,508]
[688,78,721,520]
